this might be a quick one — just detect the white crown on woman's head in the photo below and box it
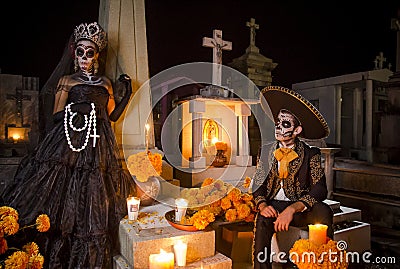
[74,22,107,51]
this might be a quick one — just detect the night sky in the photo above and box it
[1,0,399,89]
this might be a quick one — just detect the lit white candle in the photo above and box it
[174,198,188,222]
[173,240,187,266]
[149,249,174,269]
[145,123,150,152]
[126,196,140,221]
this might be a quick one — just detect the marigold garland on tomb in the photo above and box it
[179,177,257,229]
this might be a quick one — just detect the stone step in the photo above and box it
[323,199,341,211]
[334,205,361,223]
[334,159,400,198]
[113,252,232,269]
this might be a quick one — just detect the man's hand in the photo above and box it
[259,203,278,218]
[274,206,295,232]
[274,201,306,232]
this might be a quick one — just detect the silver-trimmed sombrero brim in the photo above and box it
[261,86,330,139]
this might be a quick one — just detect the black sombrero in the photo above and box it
[261,86,330,139]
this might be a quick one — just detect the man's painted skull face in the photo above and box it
[75,40,98,73]
[275,111,298,141]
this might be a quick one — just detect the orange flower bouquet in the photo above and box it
[0,206,50,269]
[289,239,348,269]
[126,151,163,182]
[179,177,257,229]
[215,142,227,151]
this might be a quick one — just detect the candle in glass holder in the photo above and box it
[173,240,187,266]
[175,198,188,222]
[126,196,140,221]
[149,249,174,269]
[308,224,328,245]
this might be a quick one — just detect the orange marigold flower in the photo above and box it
[0,236,8,255]
[241,193,253,202]
[232,199,243,208]
[0,206,19,221]
[5,250,29,268]
[220,197,232,210]
[36,214,50,232]
[1,215,19,235]
[243,177,251,188]
[236,203,251,220]
[210,199,221,208]
[225,209,237,222]
[23,242,40,256]
[147,151,163,175]
[28,253,45,269]
[227,188,241,202]
[244,213,255,222]
[190,209,215,230]
[201,177,214,187]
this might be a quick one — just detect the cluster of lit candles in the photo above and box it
[127,196,190,268]
[149,240,187,268]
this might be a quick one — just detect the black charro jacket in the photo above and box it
[252,139,327,210]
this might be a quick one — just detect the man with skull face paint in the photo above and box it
[252,86,333,269]
[2,22,136,268]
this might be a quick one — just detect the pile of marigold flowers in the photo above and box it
[179,177,256,230]
[0,206,50,269]
[289,239,348,269]
[126,151,163,182]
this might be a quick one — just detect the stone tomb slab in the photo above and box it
[114,252,232,269]
[118,201,216,268]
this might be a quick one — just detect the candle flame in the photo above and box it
[211,137,218,144]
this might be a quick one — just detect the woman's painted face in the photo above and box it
[75,40,98,73]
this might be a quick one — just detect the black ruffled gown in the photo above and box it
[2,84,135,268]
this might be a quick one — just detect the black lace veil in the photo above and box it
[38,30,108,138]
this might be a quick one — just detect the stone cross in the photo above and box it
[6,88,31,126]
[375,52,386,69]
[246,18,259,46]
[202,29,232,86]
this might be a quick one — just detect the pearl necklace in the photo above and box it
[64,102,98,152]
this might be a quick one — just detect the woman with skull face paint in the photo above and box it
[251,86,333,269]
[1,22,136,268]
